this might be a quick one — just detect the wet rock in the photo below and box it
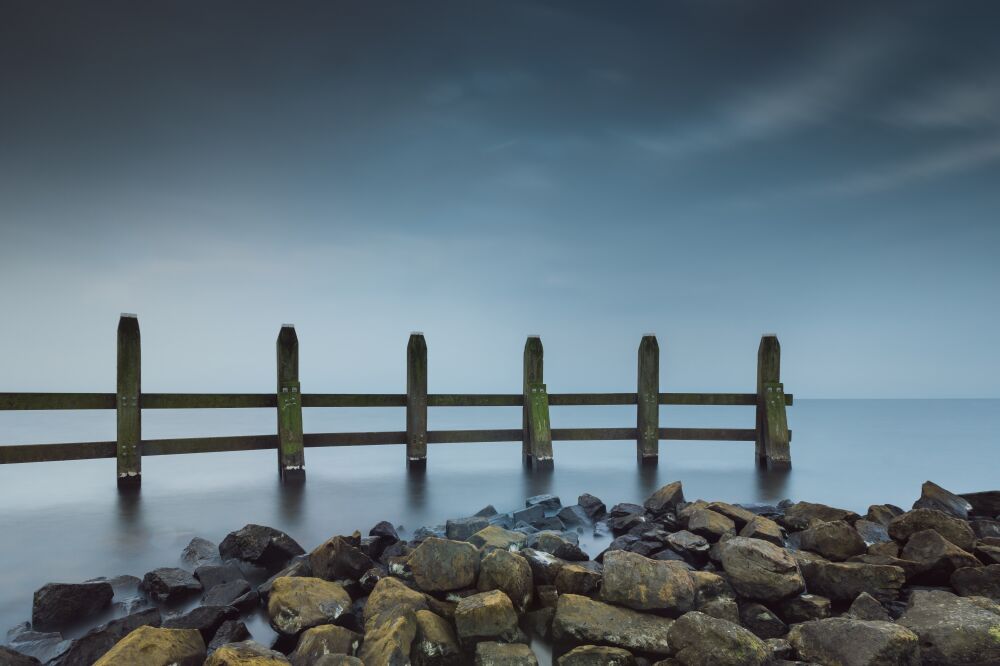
[92,626,205,666]
[644,481,685,515]
[447,516,490,541]
[788,617,919,666]
[950,563,1000,600]
[867,541,899,558]
[601,550,695,614]
[207,620,250,652]
[314,656,363,666]
[219,525,306,573]
[202,580,259,612]
[164,605,239,643]
[777,594,831,623]
[454,590,520,646]
[578,494,607,521]
[370,520,399,542]
[258,556,312,601]
[526,532,587,561]
[739,602,787,639]
[530,515,565,531]
[718,537,804,602]
[0,646,40,665]
[765,637,794,661]
[607,511,649,535]
[288,624,361,666]
[552,594,674,656]
[414,525,448,541]
[686,509,736,541]
[408,537,480,591]
[960,489,1000,517]
[195,562,246,591]
[554,563,602,596]
[50,608,162,666]
[898,590,1000,665]
[557,645,636,665]
[699,598,740,624]
[977,543,1000,565]
[181,537,221,568]
[865,504,904,527]
[971,518,1000,539]
[662,530,710,566]
[706,502,758,530]
[267,576,352,636]
[854,520,891,545]
[887,508,975,551]
[783,501,860,530]
[310,534,374,582]
[474,641,538,665]
[512,505,544,525]
[739,516,784,546]
[797,520,867,561]
[799,560,906,602]
[847,591,891,621]
[913,480,972,519]
[364,577,428,628]
[900,528,980,583]
[526,493,562,512]
[469,525,528,552]
[412,609,461,665]
[478,549,533,611]
[667,611,769,666]
[476,505,499,517]
[537,585,559,608]
[31,581,114,631]
[4,623,71,663]
[204,640,289,665]
[557,505,591,527]
[140,568,202,603]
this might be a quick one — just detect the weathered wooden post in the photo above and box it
[276,325,305,482]
[522,336,543,466]
[525,382,553,470]
[406,333,427,469]
[756,334,791,470]
[637,334,659,465]
[116,314,141,488]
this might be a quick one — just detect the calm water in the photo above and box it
[1,399,998,658]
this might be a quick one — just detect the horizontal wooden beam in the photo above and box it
[143,434,277,456]
[0,440,117,463]
[143,394,276,409]
[550,393,636,405]
[427,394,522,407]
[303,394,407,408]
[0,393,116,410]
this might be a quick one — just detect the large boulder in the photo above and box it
[207,620,251,652]
[92,626,205,666]
[913,480,972,519]
[201,579,258,612]
[454,590,520,646]
[797,520,866,561]
[469,526,528,552]
[577,494,607,521]
[961,490,1000,517]
[552,594,673,656]
[408,537,480,591]
[847,592,892,622]
[738,602,786,639]
[644,482,685,514]
[31,581,114,631]
[0,646,39,665]
[706,502,758,530]
[266,577,352,636]
[557,645,636,665]
[310,534,374,581]
[866,504,905,527]
[555,564,602,596]
[854,520,891,546]
[718,537,804,602]
[195,563,246,591]
[887,509,975,551]
[739,516,784,546]
[787,618,920,665]
[600,550,695,614]
[163,605,239,644]
[52,607,162,666]
[783,501,859,530]
[181,537,221,568]
[900,529,981,583]
[686,509,736,541]
[474,641,538,665]
[204,640,290,665]
[799,560,905,602]
[357,613,416,666]
[219,524,305,572]
[140,568,202,603]
[667,611,769,666]
[412,609,462,665]
[288,625,361,666]
[519,548,567,585]
[898,589,1000,665]
[447,516,490,541]
[364,577,429,629]
[777,594,831,623]
[478,550,533,611]
[951,564,1000,601]
[525,532,587,561]
[5,623,71,663]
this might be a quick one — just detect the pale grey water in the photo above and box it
[1,399,998,658]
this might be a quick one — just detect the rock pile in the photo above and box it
[4,482,1000,665]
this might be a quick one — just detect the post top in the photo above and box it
[410,331,424,336]
[762,332,777,337]
[642,332,656,337]
[281,323,295,329]
[120,313,137,319]
[527,334,540,339]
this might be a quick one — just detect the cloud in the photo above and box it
[884,77,1000,130]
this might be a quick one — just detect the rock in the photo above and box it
[978,544,1000,565]
[524,607,554,639]
[557,505,591,527]
[667,611,769,666]
[475,642,538,665]
[31,581,114,631]
[644,481,685,514]
[778,594,831,623]
[408,537,481,591]
[310,534,374,582]
[739,602,787,639]
[898,590,1000,665]
[847,591,891,621]
[799,560,905,602]
[412,609,461,665]
[971,518,1000,539]
[454,590,520,646]
[525,532,588,561]
[797,520,867,561]
[526,493,562,511]
[887,509,976,551]
[370,520,399,542]
[699,598,740,624]
[51,607,162,666]
[92,626,205,666]
[358,613,416,665]
[557,645,636,665]
[258,557,312,601]
[140,568,202,603]
[288,625,361,666]
[469,526,528,552]
[704,502,758,530]
[163,605,239,643]
[783,501,860,530]
[739,516,784,546]
[765,637,794,661]
[219,525,306,573]
[554,563,602,596]
[913,480,972,519]
[0,646,40,665]
[4,623,70,663]
[686,509,736,541]
[447,516,490,541]
[552,594,674,656]
[600,550,695,614]
[854,520,891,546]
[787,617,919,666]
[901,529,981,583]
[181,537,221,568]
[578,494,607,521]
[314,656,363,666]
[207,620,251,652]
[364,577,429,628]
[960,490,1000,517]
[537,585,559,608]
[266,577,352,636]
[196,563,247,591]
[718,537,804,602]
[202,580,259,612]
[951,563,1000,601]
[664,530,710,566]
[204,640,289,665]
[477,549,533,611]
[866,504,904,527]
[512,505,544,524]
[867,541,900,558]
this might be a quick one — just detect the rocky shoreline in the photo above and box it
[2,481,1000,665]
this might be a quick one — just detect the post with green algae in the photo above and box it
[276,325,305,482]
[522,336,543,466]
[637,334,659,465]
[116,314,141,488]
[525,382,553,470]
[756,334,791,470]
[406,332,428,469]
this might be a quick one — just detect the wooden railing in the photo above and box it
[0,315,793,487]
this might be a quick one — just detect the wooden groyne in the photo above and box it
[0,315,793,487]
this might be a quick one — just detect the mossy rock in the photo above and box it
[204,640,290,665]
[92,626,205,666]
[267,576,352,636]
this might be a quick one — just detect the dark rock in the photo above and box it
[194,562,246,591]
[258,555,312,601]
[446,516,490,541]
[468,525,528,552]
[847,591,892,621]
[739,516,784,546]
[413,525,447,541]
[644,481,685,515]
[887,508,975,551]
[474,642,537,665]
[219,524,305,572]
[971,518,1000,539]
[783,501,860,530]
[526,493,562,512]
[454,590,521,646]
[555,505,590,527]
[524,607,554,639]
[787,617,919,666]
[557,645,636,665]
[777,594,831,623]
[52,607,161,666]
[478,549,533,612]
[552,594,673,656]
[600,550,695,614]
[140,567,202,603]
[739,602,787,639]
[164,605,239,643]
[865,504,904,527]
[521,547,567,585]
[699,598,740,624]
[765,637,794,661]
[310,534,374,582]
[900,528,980,584]
[181,537,221,568]
[668,611,769,666]
[848,553,925,582]
[706,502,758,530]
[475,504,499,518]
[960,489,1000,517]
[554,563,602,596]
[977,544,1000,565]
[578,494,607,521]
[202,579,259,612]
[898,589,1000,665]
[686,508,736,541]
[512,504,545,524]
[718,537,804,602]
[408,537,480,592]
[596,535,638,562]
[531,515,566,531]
[379,541,412,565]
[797,520,867,561]
[526,531,588,561]
[799,560,905,602]
[369,520,399,542]
[867,541,900,558]
[951,563,1000,601]
[913,480,972,519]
[854,519,891,545]
[628,539,665,558]
[0,646,40,665]
[664,530,710,566]
[207,619,251,652]
[31,581,114,631]
[4,623,70,663]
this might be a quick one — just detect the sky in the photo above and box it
[1,0,999,399]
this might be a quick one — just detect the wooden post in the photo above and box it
[116,314,141,488]
[406,332,427,469]
[525,382,553,470]
[276,325,305,482]
[522,336,543,466]
[756,334,791,470]
[637,334,659,465]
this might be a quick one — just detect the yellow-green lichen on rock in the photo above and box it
[92,625,205,666]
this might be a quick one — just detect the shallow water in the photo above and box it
[1,399,998,659]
